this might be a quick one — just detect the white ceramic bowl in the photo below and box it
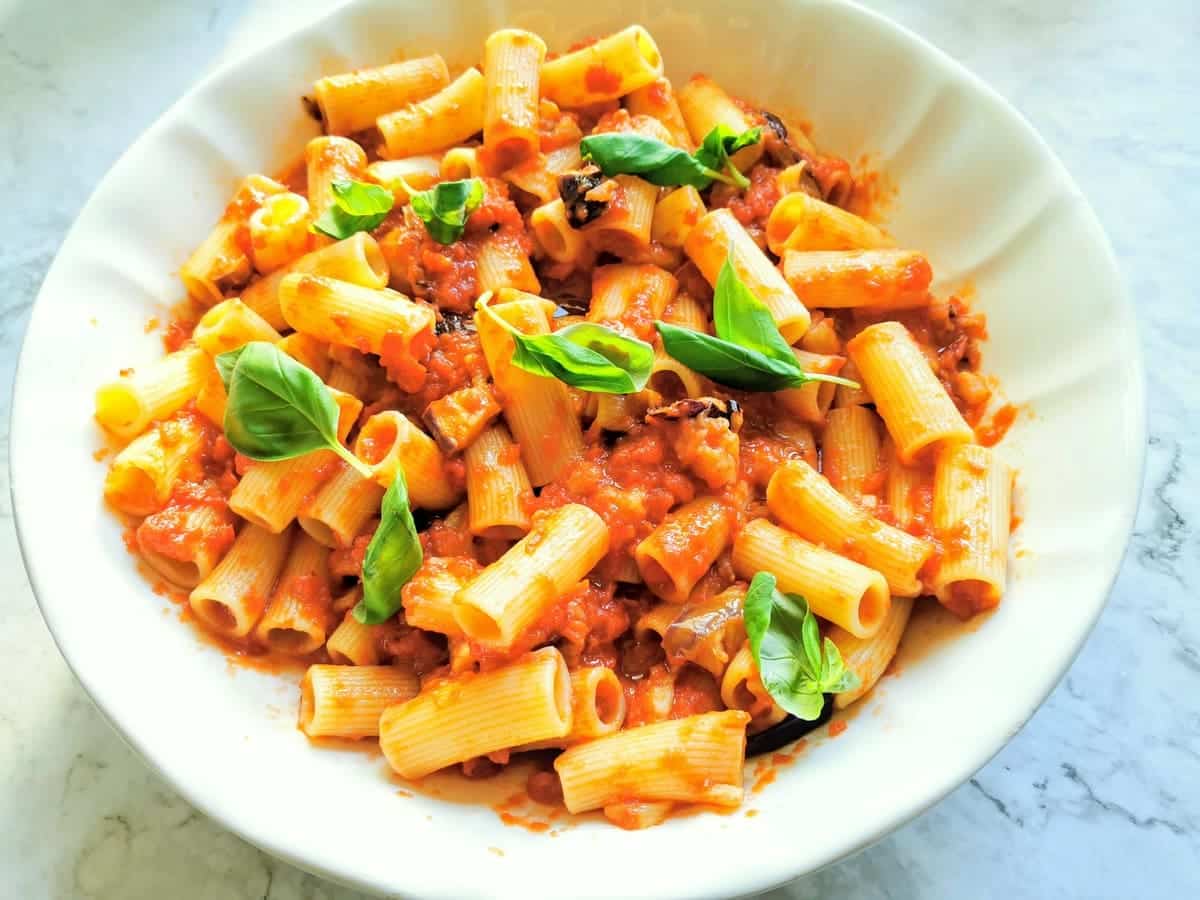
[11,1,1144,897]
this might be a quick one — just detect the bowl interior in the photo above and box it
[11,1,1142,898]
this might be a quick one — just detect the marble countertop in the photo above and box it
[1,1,1196,897]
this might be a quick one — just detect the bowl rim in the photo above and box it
[9,0,1146,897]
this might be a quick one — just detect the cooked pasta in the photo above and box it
[95,24,1017,830]
[312,55,449,136]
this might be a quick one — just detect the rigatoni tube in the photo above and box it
[676,75,763,170]
[103,415,205,516]
[253,531,333,655]
[453,504,609,648]
[847,321,973,464]
[354,411,462,510]
[297,462,384,548]
[465,423,533,539]
[94,346,209,441]
[782,249,932,310]
[313,55,450,136]
[821,406,884,503]
[305,136,367,229]
[240,232,389,331]
[827,594,914,709]
[766,459,931,598]
[684,208,810,343]
[765,191,894,255]
[380,647,572,778]
[555,710,750,813]
[189,524,292,638]
[483,29,547,168]
[931,443,1013,618]
[192,298,281,356]
[378,67,486,157]
[731,518,889,638]
[540,26,663,107]
[634,496,733,604]
[300,664,419,739]
[279,273,436,357]
[475,295,585,485]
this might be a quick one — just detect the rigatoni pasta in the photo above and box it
[312,55,449,136]
[380,647,572,778]
[453,504,609,648]
[685,208,811,342]
[931,443,1013,618]
[847,321,974,463]
[95,24,1017,830]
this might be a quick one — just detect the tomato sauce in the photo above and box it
[105,46,1024,832]
[529,428,696,571]
[715,164,782,235]
[585,64,622,96]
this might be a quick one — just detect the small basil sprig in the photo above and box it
[398,177,485,245]
[476,295,653,394]
[579,124,762,190]
[310,179,394,239]
[216,341,371,477]
[655,255,859,392]
[694,124,764,189]
[353,473,423,624]
[744,571,860,720]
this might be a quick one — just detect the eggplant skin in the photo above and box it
[745,696,833,757]
[646,396,743,432]
[558,168,609,227]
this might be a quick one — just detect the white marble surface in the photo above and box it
[1,0,1196,897]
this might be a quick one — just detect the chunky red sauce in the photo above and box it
[117,43,1021,833]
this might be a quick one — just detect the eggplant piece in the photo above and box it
[661,586,745,675]
[746,696,834,757]
[646,396,743,432]
[558,167,610,227]
[760,109,824,198]
[435,310,476,335]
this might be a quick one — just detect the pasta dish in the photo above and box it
[93,25,1016,829]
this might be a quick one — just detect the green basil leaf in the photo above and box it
[655,321,800,390]
[354,472,423,624]
[580,133,720,189]
[215,345,247,391]
[311,179,394,239]
[694,125,761,189]
[801,606,823,676]
[656,321,861,393]
[479,300,652,393]
[553,322,654,385]
[821,638,858,694]
[408,178,485,244]
[712,255,796,365]
[744,571,861,721]
[217,341,370,476]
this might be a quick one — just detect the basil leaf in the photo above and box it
[311,179,394,239]
[216,341,371,476]
[656,318,861,393]
[479,300,652,393]
[694,124,762,190]
[711,255,796,365]
[215,345,247,390]
[407,178,485,244]
[354,472,423,624]
[744,571,861,721]
[580,133,715,189]
[655,322,802,391]
[821,638,858,694]
[580,126,763,190]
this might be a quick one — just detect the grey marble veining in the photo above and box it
[0,1,1197,897]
